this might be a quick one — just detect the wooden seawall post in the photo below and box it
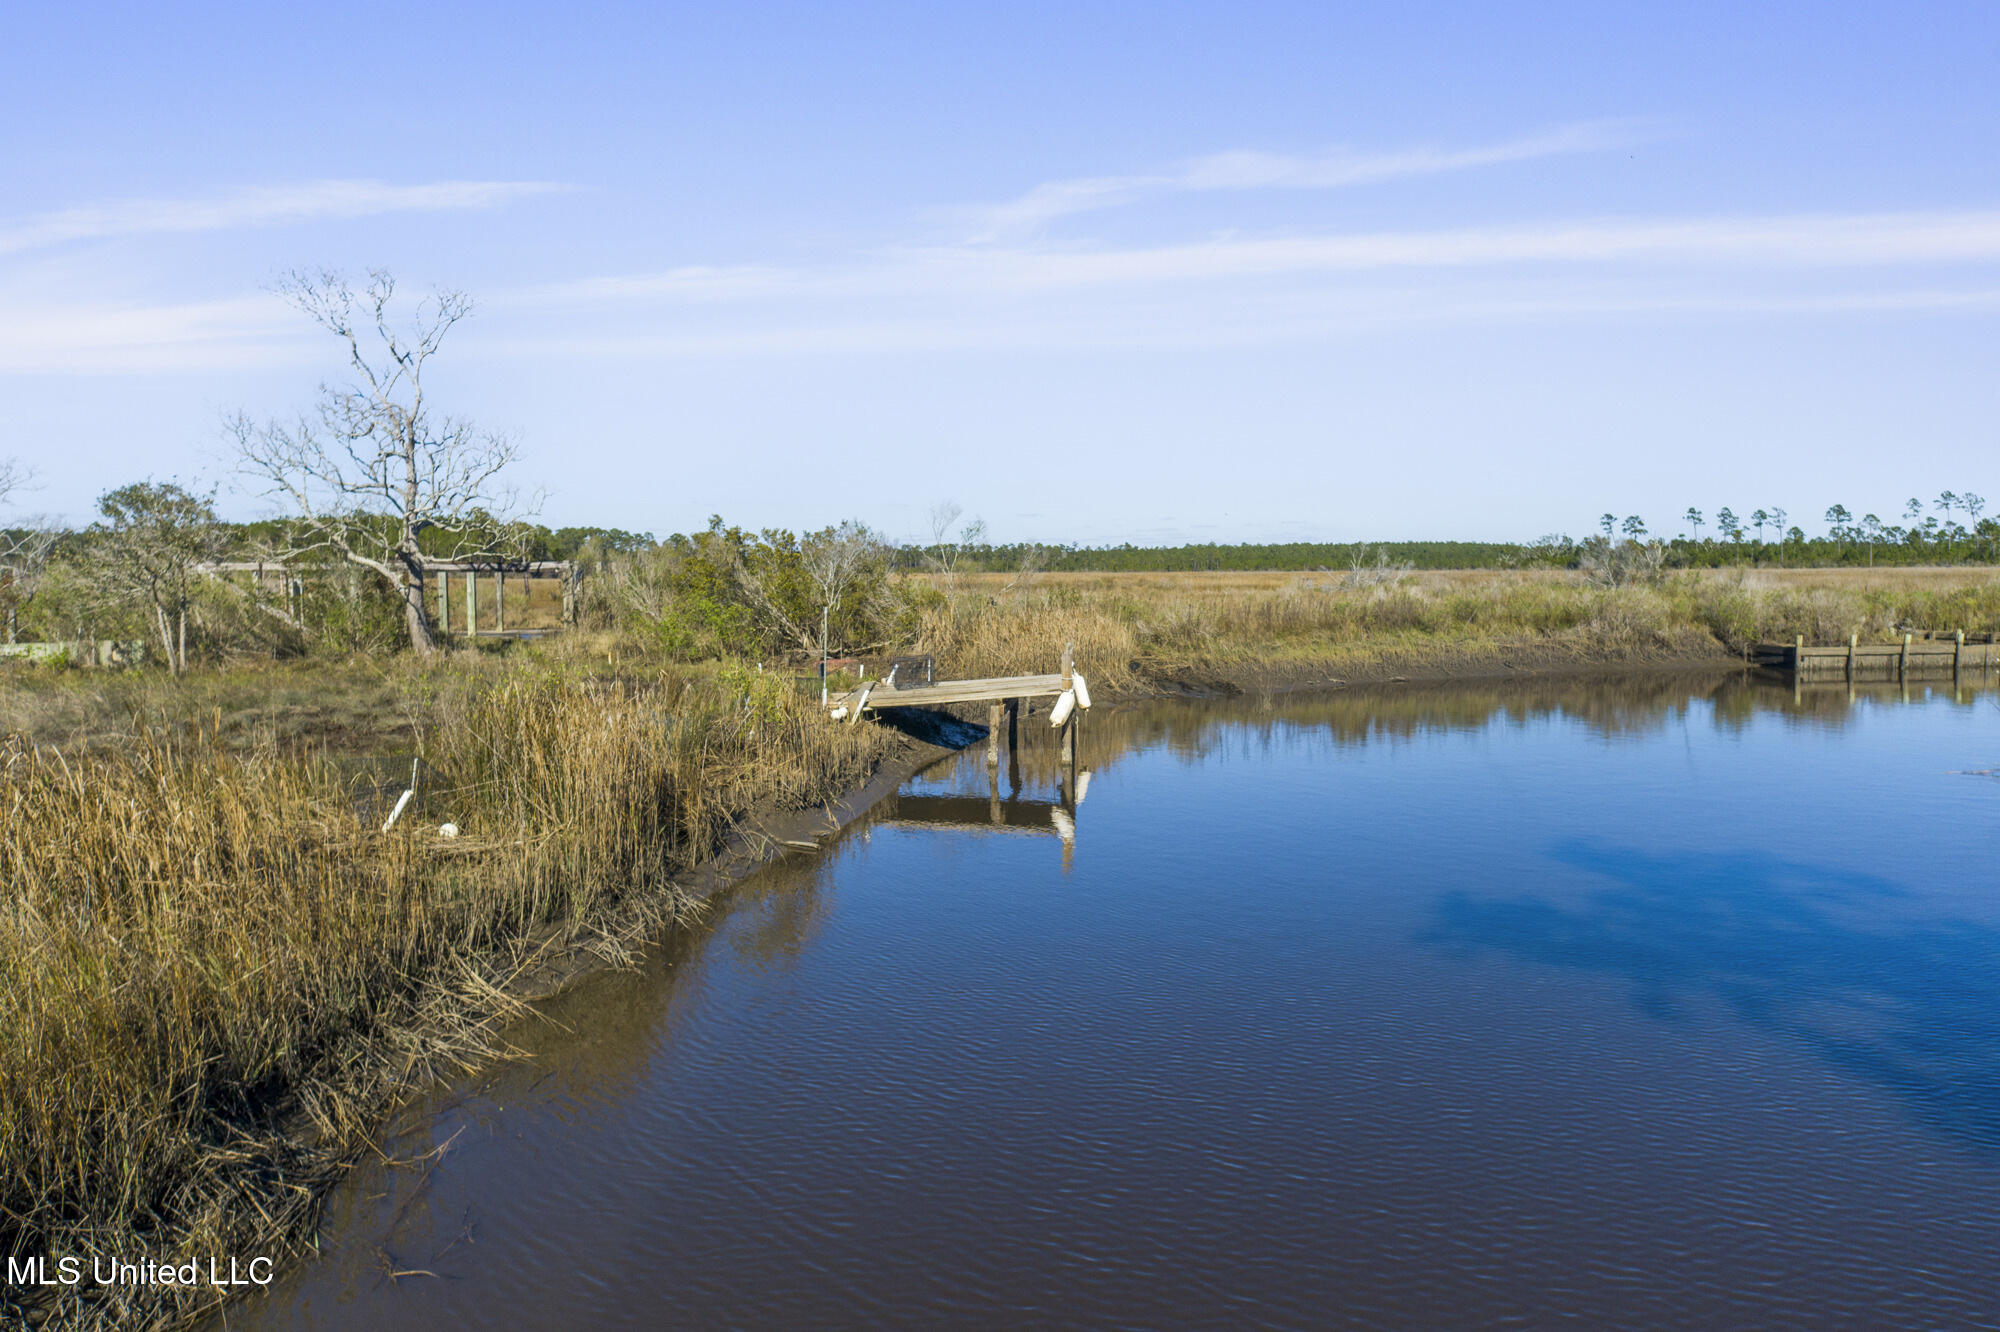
[1900,632,1912,681]
[987,701,1003,768]
[437,571,451,635]
[1846,632,1857,681]
[1058,643,1077,767]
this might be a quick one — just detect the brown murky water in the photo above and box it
[226,674,2000,1328]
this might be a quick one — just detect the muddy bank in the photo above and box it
[501,713,978,1004]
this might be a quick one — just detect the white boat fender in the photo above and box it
[1072,672,1091,710]
[1049,689,1077,727]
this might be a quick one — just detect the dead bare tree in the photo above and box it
[0,459,58,643]
[231,269,533,654]
[922,500,986,594]
[802,520,888,696]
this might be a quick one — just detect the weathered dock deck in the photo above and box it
[1752,631,2000,679]
[828,644,1094,768]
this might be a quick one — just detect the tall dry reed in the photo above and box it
[0,658,886,1329]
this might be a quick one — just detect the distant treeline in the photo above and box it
[263,523,2000,573]
[886,541,1526,572]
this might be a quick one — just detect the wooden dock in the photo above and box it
[828,644,1093,768]
[1752,631,2000,679]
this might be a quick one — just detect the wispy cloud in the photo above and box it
[0,179,570,255]
[956,121,1657,239]
[0,296,302,373]
[526,208,2000,310]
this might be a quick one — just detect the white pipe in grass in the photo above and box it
[381,788,414,833]
[1049,689,1077,727]
[1072,672,1091,710]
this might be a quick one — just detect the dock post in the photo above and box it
[1899,632,1912,681]
[465,570,478,637]
[1007,697,1020,756]
[1846,632,1856,681]
[1795,635,1804,677]
[437,570,450,634]
[987,701,1003,768]
[495,572,505,633]
[1955,629,1965,678]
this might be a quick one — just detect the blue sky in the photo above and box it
[3,2,1995,545]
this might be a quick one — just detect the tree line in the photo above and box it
[6,268,1993,670]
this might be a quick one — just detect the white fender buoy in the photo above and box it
[1049,689,1077,727]
[438,823,460,838]
[1072,672,1091,710]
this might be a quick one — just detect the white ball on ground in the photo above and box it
[438,823,460,838]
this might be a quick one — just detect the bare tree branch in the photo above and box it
[233,270,533,653]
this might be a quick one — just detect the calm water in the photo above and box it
[230,673,2000,1329]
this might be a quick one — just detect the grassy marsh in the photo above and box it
[1,642,887,1328]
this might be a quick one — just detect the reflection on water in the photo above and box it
[1429,841,2000,1156]
[229,671,2000,1329]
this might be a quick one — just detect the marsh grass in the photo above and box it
[0,646,887,1329]
[917,568,2000,684]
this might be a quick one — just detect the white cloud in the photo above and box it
[956,121,1657,239]
[0,179,570,255]
[520,208,2000,316]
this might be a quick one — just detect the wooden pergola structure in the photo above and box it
[204,559,581,636]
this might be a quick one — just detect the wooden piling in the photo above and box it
[495,572,505,633]
[436,571,450,634]
[1899,632,1912,680]
[987,701,1003,768]
[1955,628,1965,677]
[1846,632,1857,680]
[465,570,477,636]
